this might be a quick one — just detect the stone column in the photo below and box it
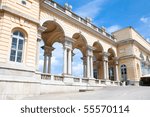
[82,57,87,77]
[115,64,119,81]
[63,47,67,75]
[43,46,54,74]
[63,36,74,76]
[68,49,72,75]
[86,55,90,78]
[103,52,109,80]
[86,46,94,78]
[90,56,94,78]
[114,57,119,81]
[106,61,109,80]
[48,55,52,73]
[43,55,47,73]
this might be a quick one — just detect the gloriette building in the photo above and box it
[0,0,150,99]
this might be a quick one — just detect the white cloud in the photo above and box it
[146,38,150,43]
[140,17,149,23]
[75,0,107,19]
[137,17,150,40]
[72,63,83,77]
[107,25,122,33]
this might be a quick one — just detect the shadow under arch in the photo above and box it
[107,48,116,81]
[92,41,104,79]
[41,20,65,46]
[72,33,87,57]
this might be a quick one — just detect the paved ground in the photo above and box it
[24,86,150,100]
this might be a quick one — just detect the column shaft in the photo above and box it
[114,64,119,81]
[106,61,109,80]
[87,56,90,78]
[48,55,51,73]
[43,55,47,73]
[103,61,106,80]
[90,56,94,78]
[68,49,72,75]
[63,48,67,75]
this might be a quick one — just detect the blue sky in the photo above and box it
[39,0,150,76]
[54,0,150,41]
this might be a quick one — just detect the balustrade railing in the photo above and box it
[73,78,80,82]
[40,72,120,86]
[82,79,89,83]
[54,75,64,81]
[41,73,51,80]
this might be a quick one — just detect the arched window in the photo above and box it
[120,64,127,81]
[10,31,24,63]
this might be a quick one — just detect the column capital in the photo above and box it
[43,46,55,56]
[81,56,87,64]
[63,36,74,50]
[103,52,110,61]
[113,57,119,65]
[87,45,94,56]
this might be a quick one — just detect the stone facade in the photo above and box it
[0,0,150,99]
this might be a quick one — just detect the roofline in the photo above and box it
[112,26,150,45]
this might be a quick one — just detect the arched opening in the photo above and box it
[93,42,103,79]
[40,21,65,74]
[72,33,87,77]
[108,48,116,81]
[72,49,83,77]
[120,64,127,82]
[51,42,63,75]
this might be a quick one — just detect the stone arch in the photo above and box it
[41,20,65,46]
[41,21,65,73]
[72,33,87,77]
[72,33,87,57]
[93,41,104,79]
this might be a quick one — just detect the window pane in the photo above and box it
[19,32,24,38]
[17,51,22,62]
[18,39,23,50]
[11,38,17,49]
[13,31,19,36]
[10,50,16,61]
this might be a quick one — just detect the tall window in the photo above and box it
[121,65,127,81]
[10,31,24,63]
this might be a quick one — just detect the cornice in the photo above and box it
[119,55,140,60]
[0,5,39,24]
[117,38,150,55]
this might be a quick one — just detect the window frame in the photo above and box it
[120,64,127,81]
[10,31,25,63]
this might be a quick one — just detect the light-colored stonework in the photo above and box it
[0,0,150,99]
